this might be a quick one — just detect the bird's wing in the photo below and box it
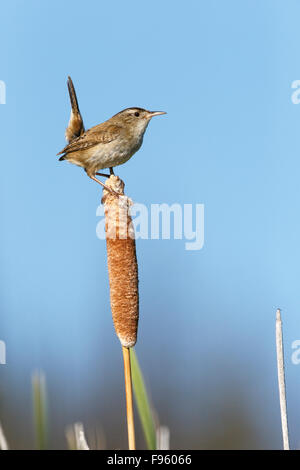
[57,124,122,155]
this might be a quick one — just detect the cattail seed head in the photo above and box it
[102,176,139,347]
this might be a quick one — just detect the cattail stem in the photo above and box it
[122,346,136,450]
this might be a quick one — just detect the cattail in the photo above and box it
[102,175,139,348]
[102,175,139,449]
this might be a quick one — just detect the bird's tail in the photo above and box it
[65,76,85,143]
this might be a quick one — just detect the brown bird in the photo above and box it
[58,77,166,193]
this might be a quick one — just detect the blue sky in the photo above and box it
[1,0,300,449]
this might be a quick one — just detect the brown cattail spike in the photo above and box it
[102,176,139,347]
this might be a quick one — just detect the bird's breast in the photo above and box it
[88,133,143,170]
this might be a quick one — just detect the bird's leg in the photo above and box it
[89,174,120,197]
[95,167,114,177]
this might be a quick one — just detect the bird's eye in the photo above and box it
[134,111,140,117]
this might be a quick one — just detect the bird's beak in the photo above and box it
[148,111,167,118]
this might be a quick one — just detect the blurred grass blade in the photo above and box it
[66,422,89,450]
[276,309,290,450]
[65,424,76,450]
[156,425,170,450]
[130,348,156,450]
[32,370,48,450]
[0,421,9,450]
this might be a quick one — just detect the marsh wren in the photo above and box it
[57,77,166,191]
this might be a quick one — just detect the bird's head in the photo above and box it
[112,107,166,137]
